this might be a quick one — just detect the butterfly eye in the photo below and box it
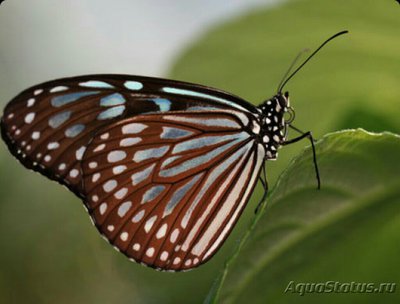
[284,107,295,124]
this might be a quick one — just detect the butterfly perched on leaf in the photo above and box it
[0,31,347,271]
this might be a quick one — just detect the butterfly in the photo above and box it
[0,31,347,271]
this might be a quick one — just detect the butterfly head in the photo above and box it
[258,91,294,160]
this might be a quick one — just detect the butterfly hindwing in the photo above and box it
[81,110,264,271]
[1,75,256,196]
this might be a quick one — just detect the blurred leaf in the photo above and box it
[335,105,398,133]
[208,129,400,304]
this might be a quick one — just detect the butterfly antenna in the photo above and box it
[278,30,348,93]
[276,48,309,93]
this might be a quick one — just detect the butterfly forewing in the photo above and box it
[81,110,264,270]
[1,75,255,196]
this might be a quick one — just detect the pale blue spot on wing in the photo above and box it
[159,132,250,178]
[160,127,194,140]
[65,124,85,138]
[152,98,171,112]
[124,81,143,90]
[186,106,220,111]
[172,133,245,154]
[133,146,169,162]
[164,116,240,129]
[163,173,203,217]
[100,93,126,107]
[162,87,248,112]
[182,141,253,228]
[141,185,166,204]
[79,81,114,89]
[51,91,99,107]
[48,111,72,128]
[97,105,125,120]
[131,164,155,185]
[160,155,182,169]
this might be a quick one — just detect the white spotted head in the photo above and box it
[258,92,294,160]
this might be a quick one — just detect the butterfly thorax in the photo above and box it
[257,92,291,160]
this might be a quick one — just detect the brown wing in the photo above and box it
[81,110,264,271]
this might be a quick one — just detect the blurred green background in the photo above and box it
[0,0,399,303]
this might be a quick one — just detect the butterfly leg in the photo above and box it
[283,128,321,189]
[255,163,268,214]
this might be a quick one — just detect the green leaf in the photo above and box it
[207,129,400,304]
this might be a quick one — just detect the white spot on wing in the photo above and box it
[27,98,35,107]
[34,89,43,96]
[184,259,192,267]
[107,225,115,232]
[120,232,129,241]
[146,247,155,257]
[47,142,60,150]
[122,123,147,134]
[97,105,125,120]
[49,111,72,129]
[107,150,127,163]
[99,202,108,215]
[132,210,145,223]
[79,80,114,89]
[156,224,168,239]
[120,137,141,147]
[132,243,140,251]
[160,251,169,261]
[24,112,35,124]
[144,215,157,233]
[89,162,98,169]
[124,81,143,90]
[170,228,179,243]
[69,169,79,178]
[92,173,101,182]
[114,187,128,199]
[65,124,85,138]
[94,143,106,152]
[31,131,40,140]
[113,165,127,174]
[133,146,169,163]
[118,201,132,217]
[75,146,86,161]
[100,133,109,140]
[103,180,117,192]
[50,86,68,93]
